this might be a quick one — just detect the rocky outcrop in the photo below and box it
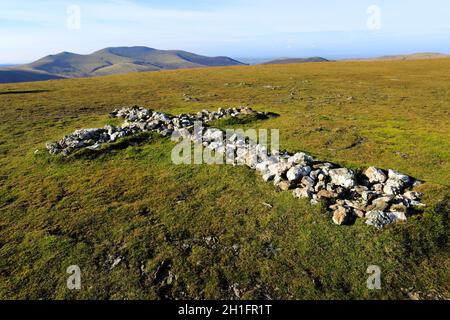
[46,106,425,229]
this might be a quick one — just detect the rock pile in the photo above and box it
[238,150,424,229]
[46,106,258,156]
[46,106,425,228]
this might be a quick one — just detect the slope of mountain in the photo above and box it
[0,69,63,84]
[375,53,449,60]
[21,46,245,79]
[347,52,450,61]
[263,57,329,65]
[0,47,245,83]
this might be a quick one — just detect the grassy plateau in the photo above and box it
[0,59,449,299]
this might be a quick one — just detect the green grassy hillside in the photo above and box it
[0,59,448,299]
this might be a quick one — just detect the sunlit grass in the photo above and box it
[0,59,449,299]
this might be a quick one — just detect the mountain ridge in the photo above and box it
[344,52,449,61]
[263,57,330,65]
[0,46,246,83]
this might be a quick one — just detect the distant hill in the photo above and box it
[0,69,63,84]
[263,57,330,65]
[0,46,246,83]
[347,53,450,62]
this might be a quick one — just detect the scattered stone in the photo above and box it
[353,185,369,195]
[261,202,273,208]
[301,176,315,189]
[110,257,122,270]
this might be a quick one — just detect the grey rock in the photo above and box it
[288,152,314,165]
[388,169,411,185]
[301,176,315,188]
[110,257,122,270]
[403,191,422,201]
[286,165,312,182]
[365,210,407,229]
[268,162,291,177]
[329,168,356,189]
[46,142,61,154]
[364,166,387,183]
[383,179,404,195]
[309,169,321,181]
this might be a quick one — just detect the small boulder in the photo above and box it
[287,165,312,182]
[317,189,336,199]
[262,172,275,182]
[293,187,311,199]
[332,206,352,225]
[46,142,61,155]
[301,176,315,188]
[383,179,404,195]
[364,167,387,183]
[365,210,407,229]
[388,169,411,185]
[276,180,292,192]
[389,202,408,213]
[403,191,422,201]
[353,209,366,218]
[268,162,291,177]
[329,168,356,189]
[288,152,314,165]
[367,196,392,212]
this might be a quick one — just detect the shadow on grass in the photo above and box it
[208,112,280,127]
[67,131,160,160]
[0,89,51,95]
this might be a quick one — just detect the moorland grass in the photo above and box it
[0,59,449,299]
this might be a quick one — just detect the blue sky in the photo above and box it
[1,0,450,63]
